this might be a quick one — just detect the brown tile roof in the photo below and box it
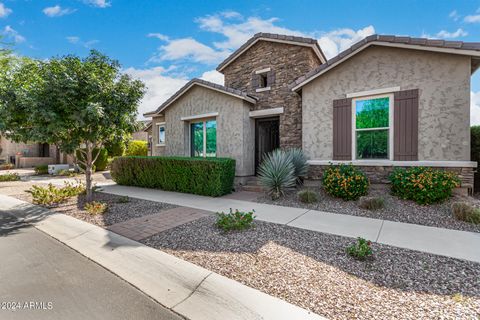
[216,32,327,72]
[143,78,257,117]
[291,34,480,91]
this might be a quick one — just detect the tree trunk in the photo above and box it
[85,143,94,202]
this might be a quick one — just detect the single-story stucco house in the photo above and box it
[144,33,480,192]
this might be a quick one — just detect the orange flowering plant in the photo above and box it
[389,167,460,205]
[322,164,369,200]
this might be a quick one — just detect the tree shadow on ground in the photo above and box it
[0,203,51,237]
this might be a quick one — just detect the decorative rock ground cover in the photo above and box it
[143,216,480,320]
[256,185,480,233]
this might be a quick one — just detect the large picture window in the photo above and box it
[191,119,216,157]
[353,95,393,160]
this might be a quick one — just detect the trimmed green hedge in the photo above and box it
[110,156,236,197]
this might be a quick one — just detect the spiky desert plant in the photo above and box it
[286,148,309,184]
[258,149,296,199]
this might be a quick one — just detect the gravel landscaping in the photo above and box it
[256,185,480,233]
[143,216,480,320]
[4,180,176,227]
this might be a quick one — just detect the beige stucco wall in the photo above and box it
[153,85,255,176]
[0,136,40,160]
[302,45,471,161]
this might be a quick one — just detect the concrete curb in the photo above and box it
[0,195,325,320]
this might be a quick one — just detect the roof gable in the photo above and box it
[216,32,326,72]
[143,78,257,117]
[291,34,480,91]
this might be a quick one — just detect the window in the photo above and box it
[191,119,216,157]
[254,68,272,92]
[156,123,165,146]
[353,95,393,160]
[259,74,268,88]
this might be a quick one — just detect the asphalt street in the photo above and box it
[0,210,183,320]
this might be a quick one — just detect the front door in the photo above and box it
[255,117,280,171]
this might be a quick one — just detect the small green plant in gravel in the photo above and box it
[84,201,108,215]
[389,167,460,205]
[116,195,130,203]
[28,181,86,206]
[359,196,385,210]
[297,189,318,203]
[322,164,369,200]
[34,165,49,175]
[451,202,480,224]
[216,209,255,231]
[346,237,373,261]
[0,173,20,182]
[56,169,78,177]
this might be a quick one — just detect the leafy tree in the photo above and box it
[0,50,145,201]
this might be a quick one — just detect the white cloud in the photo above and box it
[472,91,480,125]
[200,70,224,84]
[317,25,375,59]
[464,15,480,23]
[449,10,460,21]
[0,2,12,18]
[3,26,25,43]
[436,28,468,39]
[124,66,189,119]
[84,0,110,8]
[66,36,99,48]
[43,5,76,17]
[149,11,376,66]
[151,37,230,64]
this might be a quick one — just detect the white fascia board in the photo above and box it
[307,159,478,168]
[180,112,219,121]
[249,107,284,118]
[346,86,401,98]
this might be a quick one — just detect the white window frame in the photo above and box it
[156,122,165,146]
[352,93,394,161]
[190,117,216,158]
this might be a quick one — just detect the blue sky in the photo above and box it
[3,0,480,120]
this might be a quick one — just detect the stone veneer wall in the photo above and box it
[222,41,322,149]
[308,165,474,190]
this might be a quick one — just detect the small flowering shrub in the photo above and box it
[389,167,460,205]
[346,237,373,261]
[0,173,20,182]
[322,164,369,200]
[216,209,255,231]
[84,201,108,215]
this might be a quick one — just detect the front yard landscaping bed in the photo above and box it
[10,184,176,227]
[143,216,480,320]
[256,185,480,233]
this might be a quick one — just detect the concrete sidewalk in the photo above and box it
[0,194,324,320]
[100,184,480,263]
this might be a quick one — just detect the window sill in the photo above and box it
[256,87,271,93]
[155,144,166,147]
[307,159,478,168]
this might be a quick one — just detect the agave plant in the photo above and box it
[257,149,296,199]
[285,148,309,184]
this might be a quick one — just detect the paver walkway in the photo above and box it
[108,207,211,241]
[100,184,480,263]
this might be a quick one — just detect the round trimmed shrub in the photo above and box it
[322,164,369,200]
[389,167,460,205]
[125,140,148,156]
[297,189,318,203]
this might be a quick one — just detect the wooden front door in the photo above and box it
[255,117,280,171]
